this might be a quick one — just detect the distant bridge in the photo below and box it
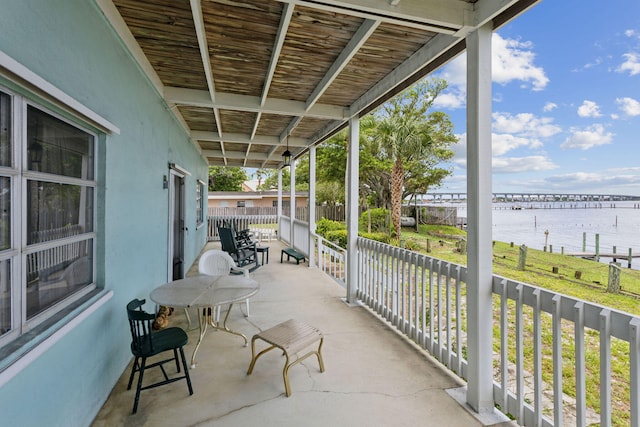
[420,193,640,203]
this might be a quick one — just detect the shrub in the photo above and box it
[403,238,421,251]
[359,208,390,233]
[359,232,391,244]
[316,217,345,238]
[325,229,347,248]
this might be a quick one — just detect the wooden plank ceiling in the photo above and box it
[98,0,538,169]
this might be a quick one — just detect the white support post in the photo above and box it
[346,116,359,303]
[309,145,317,268]
[277,168,282,241]
[465,23,494,414]
[289,159,296,247]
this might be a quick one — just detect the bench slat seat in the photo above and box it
[281,247,305,264]
[247,319,324,396]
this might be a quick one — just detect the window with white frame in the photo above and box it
[0,86,96,342]
[196,179,205,227]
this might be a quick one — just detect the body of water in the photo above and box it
[451,201,640,260]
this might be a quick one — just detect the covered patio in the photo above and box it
[93,240,508,426]
[6,1,639,426]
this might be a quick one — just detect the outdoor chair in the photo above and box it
[218,226,259,272]
[126,299,193,414]
[198,249,252,320]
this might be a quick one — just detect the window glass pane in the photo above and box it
[0,177,10,251]
[0,91,10,167]
[27,181,93,245]
[0,259,11,336]
[27,106,94,180]
[26,241,93,319]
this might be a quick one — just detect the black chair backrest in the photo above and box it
[218,227,238,253]
[127,299,157,355]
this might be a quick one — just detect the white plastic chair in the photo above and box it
[198,249,251,320]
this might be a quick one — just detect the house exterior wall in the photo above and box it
[208,192,309,209]
[0,1,208,425]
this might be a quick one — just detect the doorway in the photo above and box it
[168,167,186,281]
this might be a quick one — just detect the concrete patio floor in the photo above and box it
[93,241,511,427]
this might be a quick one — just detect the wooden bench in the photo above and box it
[281,247,305,264]
[246,319,325,396]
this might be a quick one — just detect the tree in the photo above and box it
[255,168,268,189]
[371,78,456,238]
[208,166,247,191]
[258,158,309,191]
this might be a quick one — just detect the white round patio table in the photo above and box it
[150,274,259,368]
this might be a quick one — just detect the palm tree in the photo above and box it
[373,78,451,238]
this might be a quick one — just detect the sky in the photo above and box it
[432,0,640,196]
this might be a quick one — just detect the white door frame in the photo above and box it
[167,164,189,281]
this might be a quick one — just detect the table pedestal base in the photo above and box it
[191,303,248,368]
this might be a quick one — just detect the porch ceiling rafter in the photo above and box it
[278,0,471,33]
[165,88,347,120]
[101,0,541,169]
[189,0,225,165]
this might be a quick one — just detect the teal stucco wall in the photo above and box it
[0,0,208,425]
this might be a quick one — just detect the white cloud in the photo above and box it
[436,32,548,109]
[616,97,640,116]
[451,133,555,173]
[492,156,557,173]
[544,169,640,190]
[625,29,639,39]
[543,102,557,112]
[492,34,549,91]
[433,90,465,109]
[617,52,640,76]
[492,112,562,138]
[560,124,614,150]
[577,100,602,118]
[491,133,540,156]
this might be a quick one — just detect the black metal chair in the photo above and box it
[218,226,259,272]
[126,299,193,414]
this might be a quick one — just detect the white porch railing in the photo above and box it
[356,237,640,427]
[279,215,290,246]
[207,214,277,241]
[313,233,346,287]
[276,216,309,257]
[206,215,640,426]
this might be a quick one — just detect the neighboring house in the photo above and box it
[208,191,309,209]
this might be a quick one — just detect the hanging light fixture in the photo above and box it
[282,134,291,167]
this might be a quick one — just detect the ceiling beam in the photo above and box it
[203,149,270,161]
[190,0,223,138]
[165,87,347,120]
[279,0,470,33]
[304,18,379,111]
[249,2,295,142]
[349,32,460,117]
[261,2,294,107]
[191,131,308,147]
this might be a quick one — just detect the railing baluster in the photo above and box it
[631,318,640,427]
[574,301,586,427]
[445,263,452,368]
[428,258,435,355]
[533,289,542,427]
[516,283,524,423]
[454,265,462,375]
[436,259,442,361]
[500,279,509,411]
[420,256,427,348]
[552,294,563,427]
[599,309,612,427]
